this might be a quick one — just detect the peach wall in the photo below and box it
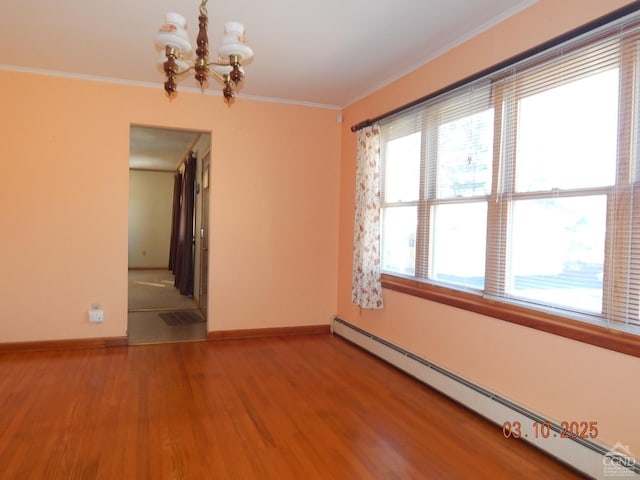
[0,70,341,341]
[338,0,640,455]
[128,170,174,268]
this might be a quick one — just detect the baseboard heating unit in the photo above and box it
[332,317,639,480]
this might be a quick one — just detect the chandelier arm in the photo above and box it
[208,70,227,84]
[205,59,243,67]
[220,54,243,66]
[174,66,196,77]
[166,62,230,82]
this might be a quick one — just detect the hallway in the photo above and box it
[127,269,206,345]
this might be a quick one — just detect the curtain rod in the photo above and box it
[351,2,640,132]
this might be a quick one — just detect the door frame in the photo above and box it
[198,150,210,320]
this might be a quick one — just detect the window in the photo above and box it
[378,10,640,350]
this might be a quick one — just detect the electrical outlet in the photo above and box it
[89,308,104,323]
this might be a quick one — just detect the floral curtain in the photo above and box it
[352,124,384,309]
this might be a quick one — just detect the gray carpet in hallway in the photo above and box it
[128,269,206,344]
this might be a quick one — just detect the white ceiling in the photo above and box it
[129,126,204,171]
[1,0,535,169]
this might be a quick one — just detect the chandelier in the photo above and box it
[154,0,253,106]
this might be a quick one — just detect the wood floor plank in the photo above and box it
[0,334,584,479]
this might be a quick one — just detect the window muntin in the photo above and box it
[378,15,640,336]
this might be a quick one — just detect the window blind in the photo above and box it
[379,8,640,334]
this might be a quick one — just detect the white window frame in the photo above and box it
[377,9,640,357]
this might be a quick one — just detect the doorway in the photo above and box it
[127,125,211,344]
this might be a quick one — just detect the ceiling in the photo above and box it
[129,126,205,171]
[1,0,535,169]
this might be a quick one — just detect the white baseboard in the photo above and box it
[332,317,639,480]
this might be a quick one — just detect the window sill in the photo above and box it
[381,274,640,358]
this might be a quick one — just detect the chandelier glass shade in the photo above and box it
[154,0,253,106]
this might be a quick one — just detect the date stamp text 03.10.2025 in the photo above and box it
[501,420,598,440]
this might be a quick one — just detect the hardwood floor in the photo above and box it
[0,334,584,479]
